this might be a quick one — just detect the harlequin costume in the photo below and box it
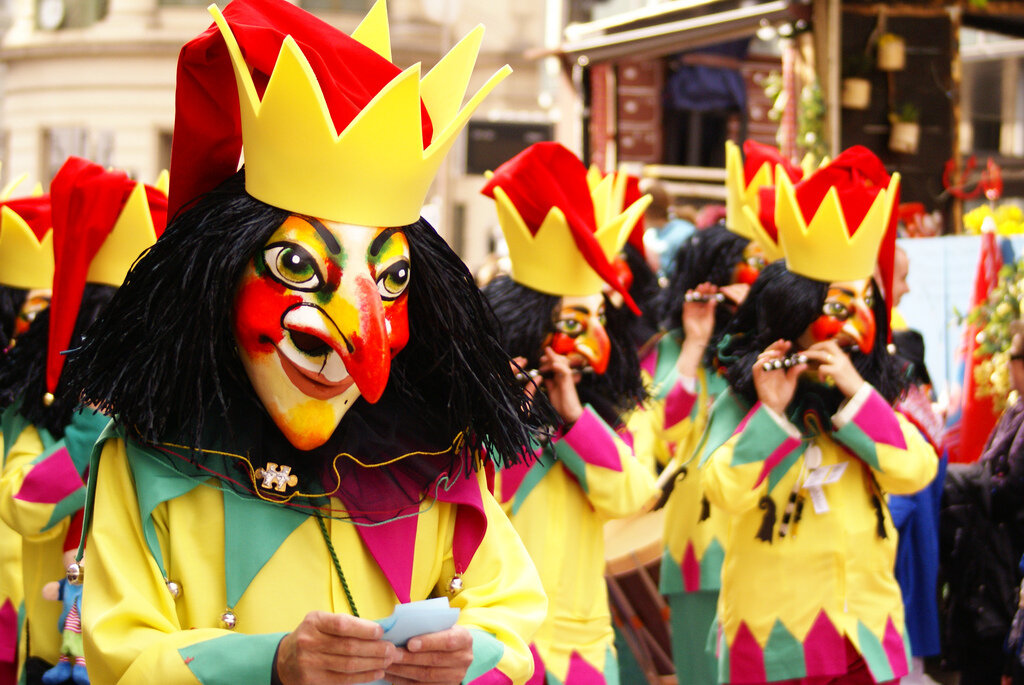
[652,140,799,685]
[65,2,546,684]
[701,146,937,684]
[0,157,166,685]
[478,142,660,684]
[0,192,54,685]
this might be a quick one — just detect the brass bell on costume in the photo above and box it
[66,562,83,585]
[447,575,464,596]
[43,392,55,406]
[220,610,237,630]
[166,579,181,599]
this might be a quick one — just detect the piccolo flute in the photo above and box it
[684,292,726,303]
[760,354,808,371]
[514,367,595,384]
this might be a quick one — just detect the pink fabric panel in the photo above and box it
[565,650,606,684]
[354,512,418,603]
[882,617,909,679]
[13,448,82,504]
[754,437,802,489]
[562,411,622,472]
[664,380,698,428]
[852,390,907,450]
[729,622,767,683]
[0,599,15,663]
[682,541,701,593]
[801,611,845,678]
[498,461,533,505]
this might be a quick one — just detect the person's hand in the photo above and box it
[802,340,865,398]
[511,357,540,401]
[539,346,584,425]
[719,283,751,307]
[681,282,718,346]
[274,612,397,685]
[384,626,474,684]
[753,340,807,415]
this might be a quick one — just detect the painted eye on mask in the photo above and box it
[263,243,324,291]
[376,259,411,300]
[822,301,852,321]
[554,317,586,337]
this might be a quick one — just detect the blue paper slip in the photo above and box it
[361,597,461,685]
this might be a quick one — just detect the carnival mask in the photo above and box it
[544,293,611,375]
[800,278,876,354]
[13,289,51,340]
[233,217,411,450]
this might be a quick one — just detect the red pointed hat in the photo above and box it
[481,142,646,313]
[46,157,167,396]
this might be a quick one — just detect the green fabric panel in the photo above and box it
[127,441,207,578]
[545,668,565,685]
[767,448,806,493]
[222,490,308,608]
[705,372,728,399]
[731,407,795,467]
[76,421,121,563]
[669,592,718,685]
[717,621,730,685]
[613,625,643,685]
[41,489,86,533]
[696,390,749,468]
[510,448,555,516]
[652,332,683,399]
[699,538,725,589]
[763,619,805,681]
[856,621,894,683]
[659,548,684,594]
[463,627,505,682]
[603,644,620,685]
[833,420,881,471]
[63,408,112,475]
[552,439,588,493]
[179,631,286,685]
[1,405,27,464]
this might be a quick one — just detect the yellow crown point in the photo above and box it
[0,206,54,290]
[586,164,603,190]
[725,140,773,241]
[493,179,650,298]
[740,204,784,263]
[210,4,510,228]
[153,169,170,195]
[351,0,391,62]
[775,171,900,283]
[86,182,161,287]
[0,172,27,201]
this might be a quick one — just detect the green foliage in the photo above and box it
[893,101,920,123]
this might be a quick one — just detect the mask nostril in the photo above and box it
[288,329,331,356]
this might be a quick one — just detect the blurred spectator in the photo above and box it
[640,178,695,277]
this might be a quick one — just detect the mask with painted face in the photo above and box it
[234,217,411,450]
[801,278,876,354]
[544,293,611,375]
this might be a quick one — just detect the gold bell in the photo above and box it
[220,610,237,630]
[166,579,181,599]
[66,562,84,585]
[447,576,464,596]
[42,392,55,406]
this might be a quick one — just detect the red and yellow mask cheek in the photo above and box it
[12,289,51,341]
[804,278,876,354]
[543,293,611,375]
[232,217,411,451]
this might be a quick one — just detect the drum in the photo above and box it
[605,508,676,685]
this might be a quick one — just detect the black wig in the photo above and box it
[714,260,905,423]
[0,284,116,438]
[66,170,537,490]
[0,285,27,351]
[483,274,646,426]
[617,243,662,350]
[655,223,749,334]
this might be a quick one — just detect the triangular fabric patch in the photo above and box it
[729,622,766,683]
[763,619,805,681]
[802,610,845,677]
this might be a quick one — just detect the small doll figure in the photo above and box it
[40,511,87,685]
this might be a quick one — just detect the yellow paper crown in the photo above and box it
[494,172,651,297]
[210,1,510,227]
[0,208,53,290]
[725,140,774,241]
[774,170,900,282]
[86,182,163,287]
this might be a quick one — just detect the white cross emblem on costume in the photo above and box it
[801,445,848,514]
[255,463,298,492]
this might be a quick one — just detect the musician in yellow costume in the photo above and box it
[651,140,798,685]
[479,142,659,685]
[701,146,937,684]
[0,157,166,685]
[66,2,546,684]
[0,193,54,685]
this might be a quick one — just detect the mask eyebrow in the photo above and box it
[297,215,341,255]
[370,227,402,257]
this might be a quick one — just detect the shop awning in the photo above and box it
[558,0,804,65]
